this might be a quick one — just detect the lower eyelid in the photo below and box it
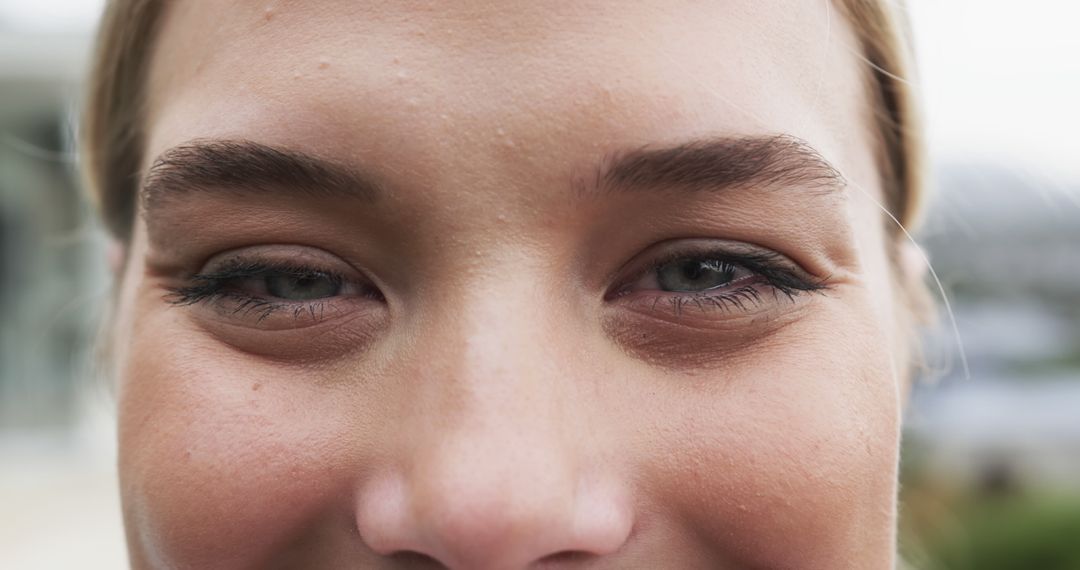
[655,287,764,313]
[614,280,808,317]
[180,298,389,360]
[602,298,810,370]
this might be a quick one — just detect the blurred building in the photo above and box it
[0,13,106,431]
[1,8,124,568]
[906,163,1080,492]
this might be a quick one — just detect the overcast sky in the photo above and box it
[908,0,1078,181]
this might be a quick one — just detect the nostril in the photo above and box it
[388,550,447,568]
[535,550,594,565]
[386,549,593,568]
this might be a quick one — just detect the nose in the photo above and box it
[355,293,633,569]
[357,445,632,569]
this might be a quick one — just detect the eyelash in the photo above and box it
[167,248,826,324]
[612,248,827,315]
[166,260,376,323]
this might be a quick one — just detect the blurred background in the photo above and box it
[1,1,1078,568]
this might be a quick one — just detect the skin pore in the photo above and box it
[111,1,912,568]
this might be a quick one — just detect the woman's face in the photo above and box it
[114,1,908,568]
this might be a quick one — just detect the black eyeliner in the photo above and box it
[165,259,345,309]
[646,248,826,296]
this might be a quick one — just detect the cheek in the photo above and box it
[116,309,361,567]
[640,302,900,568]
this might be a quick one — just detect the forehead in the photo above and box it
[144,0,872,190]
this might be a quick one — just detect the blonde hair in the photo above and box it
[81,0,924,240]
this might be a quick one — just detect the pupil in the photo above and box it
[681,261,704,281]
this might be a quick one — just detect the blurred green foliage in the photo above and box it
[901,487,1080,569]
[1007,350,1080,378]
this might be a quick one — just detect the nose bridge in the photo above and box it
[428,279,571,451]
[458,284,566,420]
[355,272,632,567]
[425,252,576,433]
[420,276,580,510]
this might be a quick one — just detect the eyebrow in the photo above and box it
[591,133,845,196]
[141,134,844,216]
[141,138,383,214]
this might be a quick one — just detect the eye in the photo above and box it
[177,265,360,306]
[260,272,342,300]
[655,258,748,292]
[608,240,826,317]
[165,246,386,330]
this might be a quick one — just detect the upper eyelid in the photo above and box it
[189,243,368,276]
[190,248,379,290]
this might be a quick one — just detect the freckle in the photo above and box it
[318,59,330,70]
[263,7,274,21]
[392,56,400,64]
[252,382,262,391]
